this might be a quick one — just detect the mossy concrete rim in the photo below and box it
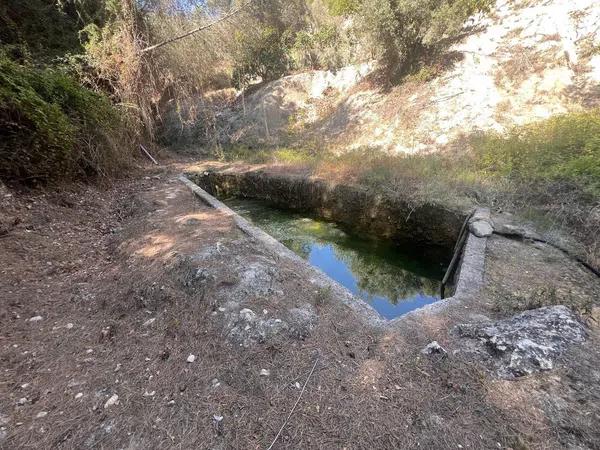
[179,174,489,326]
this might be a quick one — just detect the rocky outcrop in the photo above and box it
[225,304,319,347]
[457,305,587,378]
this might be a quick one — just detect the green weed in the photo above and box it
[0,52,130,182]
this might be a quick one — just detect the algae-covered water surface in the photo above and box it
[226,198,446,319]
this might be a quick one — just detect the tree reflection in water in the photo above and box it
[227,198,445,318]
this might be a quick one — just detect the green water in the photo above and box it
[226,198,446,319]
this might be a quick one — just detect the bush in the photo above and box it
[291,25,344,70]
[357,0,494,80]
[323,0,360,16]
[232,27,292,89]
[473,110,600,196]
[0,53,130,182]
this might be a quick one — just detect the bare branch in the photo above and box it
[140,0,254,54]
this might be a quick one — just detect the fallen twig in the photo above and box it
[266,356,320,450]
[140,144,159,165]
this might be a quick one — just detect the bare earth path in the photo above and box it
[1,162,599,449]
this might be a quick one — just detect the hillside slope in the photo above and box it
[213,0,600,153]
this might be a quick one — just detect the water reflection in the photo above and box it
[226,198,444,319]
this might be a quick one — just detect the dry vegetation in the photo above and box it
[2,161,599,449]
[216,107,600,270]
[1,1,600,447]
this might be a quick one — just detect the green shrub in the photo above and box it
[357,0,494,80]
[472,110,600,196]
[323,0,360,16]
[291,25,344,70]
[232,27,292,89]
[0,53,129,182]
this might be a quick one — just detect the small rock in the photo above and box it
[167,400,175,406]
[142,318,156,327]
[65,323,74,329]
[294,382,301,389]
[29,316,43,322]
[17,397,27,406]
[75,393,83,399]
[104,394,119,408]
[20,383,29,389]
[86,349,93,354]
[421,341,447,356]
[114,364,121,372]
[143,391,155,397]
[35,411,47,419]
[259,369,270,377]
[186,354,196,363]
[239,308,256,321]
[469,220,493,238]
[212,414,224,434]
[211,378,221,388]
[287,304,318,339]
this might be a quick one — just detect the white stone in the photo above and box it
[259,369,270,377]
[239,308,256,321]
[29,316,43,322]
[469,220,494,238]
[35,412,47,419]
[75,393,83,399]
[421,341,447,355]
[104,394,119,408]
[186,354,196,363]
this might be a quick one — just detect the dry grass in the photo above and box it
[494,45,562,89]
[1,160,599,448]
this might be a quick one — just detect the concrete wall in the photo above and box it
[187,169,466,256]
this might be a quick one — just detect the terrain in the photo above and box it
[1,0,600,448]
[1,160,599,449]
[199,0,600,153]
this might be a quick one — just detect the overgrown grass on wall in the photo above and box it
[473,111,600,198]
[0,53,131,182]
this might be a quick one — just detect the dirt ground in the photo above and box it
[1,161,599,449]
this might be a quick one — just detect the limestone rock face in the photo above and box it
[457,305,587,378]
